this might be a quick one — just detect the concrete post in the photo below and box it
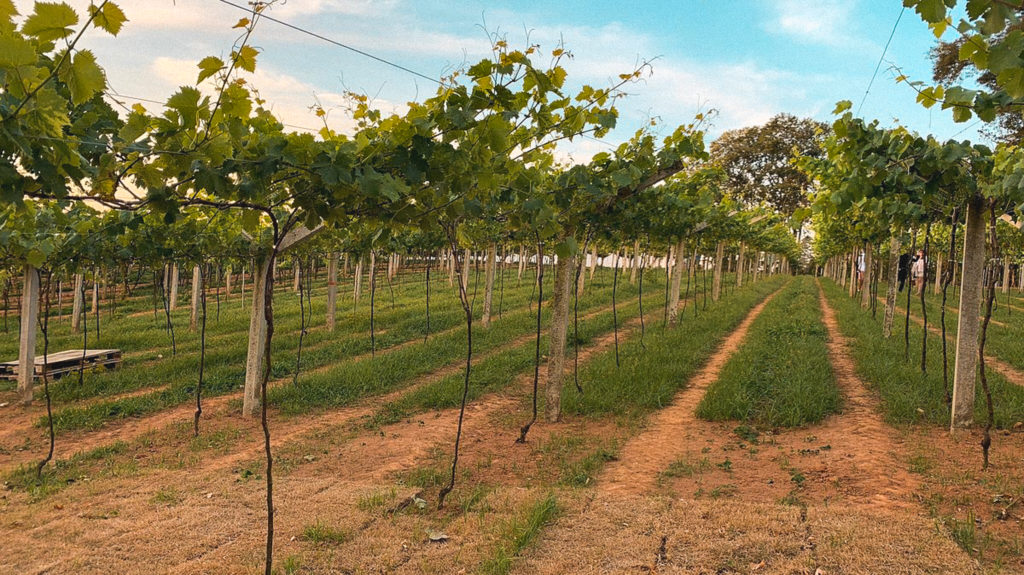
[951,196,987,430]
[17,265,39,405]
[712,241,725,302]
[190,264,201,332]
[242,257,271,418]
[326,252,338,331]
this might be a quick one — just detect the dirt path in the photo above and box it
[812,281,919,510]
[516,281,970,574]
[599,284,785,494]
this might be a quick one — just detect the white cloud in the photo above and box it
[148,56,414,134]
[768,0,873,49]
[270,0,400,18]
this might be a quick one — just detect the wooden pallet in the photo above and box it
[0,349,122,381]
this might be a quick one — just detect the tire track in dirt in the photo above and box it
[879,295,1024,387]
[0,384,173,449]
[813,281,919,510]
[597,283,785,495]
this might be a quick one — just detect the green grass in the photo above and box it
[5,441,133,501]
[822,279,1024,427]
[659,453,711,480]
[561,275,787,418]
[41,268,630,432]
[479,493,559,575]
[878,278,1024,385]
[301,520,351,545]
[696,277,839,427]
[363,291,657,428]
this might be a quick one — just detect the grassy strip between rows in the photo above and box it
[275,275,675,417]
[41,270,652,431]
[479,493,559,575]
[46,287,483,406]
[696,276,839,427]
[560,276,788,418]
[362,286,660,428]
[0,266,538,362]
[41,294,493,430]
[822,279,1024,427]
[5,274,675,499]
[879,280,1024,387]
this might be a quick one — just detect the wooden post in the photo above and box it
[189,264,201,331]
[240,226,323,418]
[848,252,857,298]
[951,196,987,430]
[1001,259,1011,294]
[461,248,471,294]
[589,245,598,280]
[481,243,497,328]
[711,241,725,302]
[17,265,39,405]
[629,239,640,284]
[517,245,526,283]
[368,251,376,299]
[293,261,301,292]
[545,253,574,423]
[326,252,338,331]
[225,266,233,298]
[934,254,943,296]
[883,237,901,337]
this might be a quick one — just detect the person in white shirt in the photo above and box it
[857,251,866,291]
[912,250,926,294]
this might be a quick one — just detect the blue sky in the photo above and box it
[15,0,985,159]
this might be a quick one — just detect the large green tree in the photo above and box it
[710,113,827,214]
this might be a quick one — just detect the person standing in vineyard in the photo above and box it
[912,250,926,294]
[898,252,911,292]
[857,250,866,292]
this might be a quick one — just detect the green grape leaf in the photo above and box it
[59,49,105,105]
[166,86,202,127]
[92,2,126,36]
[197,56,225,83]
[0,0,18,23]
[554,236,577,259]
[235,45,258,73]
[0,33,36,67]
[22,2,78,42]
